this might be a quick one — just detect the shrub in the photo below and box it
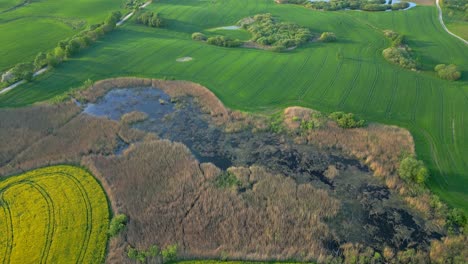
[135,11,165,27]
[34,52,47,70]
[434,64,462,81]
[207,35,242,47]
[382,47,418,70]
[161,244,178,263]
[108,214,127,236]
[191,32,207,41]
[11,62,34,82]
[329,111,365,128]
[214,171,240,188]
[127,244,159,263]
[446,208,467,234]
[319,32,337,42]
[391,2,410,10]
[398,156,428,184]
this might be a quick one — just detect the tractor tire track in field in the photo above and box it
[0,195,13,264]
[243,54,294,101]
[385,69,399,119]
[28,181,55,264]
[318,59,344,100]
[418,128,450,186]
[296,52,329,100]
[34,172,94,263]
[223,52,265,95]
[194,51,238,81]
[0,171,95,264]
[337,45,366,108]
[361,42,383,114]
[436,84,445,142]
[410,77,421,124]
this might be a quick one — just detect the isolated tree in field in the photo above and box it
[319,32,337,42]
[434,64,461,81]
[398,156,428,184]
[192,32,207,41]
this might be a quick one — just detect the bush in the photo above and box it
[391,2,410,10]
[135,11,165,27]
[214,171,240,188]
[161,244,178,263]
[434,64,461,81]
[398,156,428,184]
[319,32,337,42]
[446,208,467,234]
[382,47,418,70]
[108,214,127,236]
[206,35,242,47]
[329,112,366,128]
[11,62,34,82]
[191,32,207,41]
[127,245,159,263]
[34,52,47,70]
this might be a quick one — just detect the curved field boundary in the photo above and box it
[0,166,107,264]
[436,0,468,45]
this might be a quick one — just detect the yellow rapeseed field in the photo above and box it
[0,165,109,264]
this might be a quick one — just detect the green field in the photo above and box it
[0,0,467,211]
[0,0,125,71]
[0,165,109,263]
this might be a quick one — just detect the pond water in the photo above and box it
[84,87,440,252]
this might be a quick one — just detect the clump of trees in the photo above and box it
[37,11,122,69]
[135,11,165,27]
[434,64,462,81]
[329,111,366,128]
[108,214,127,236]
[382,30,418,70]
[319,32,337,42]
[398,156,428,184]
[282,0,410,11]
[241,13,312,50]
[191,32,207,41]
[206,35,242,47]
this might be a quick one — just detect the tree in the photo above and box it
[11,62,34,82]
[319,32,337,42]
[192,32,207,41]
[398,156,428,184]
[34,52,47,70]
[162,244,178,263]
[108,214,127,236]
[434,64,461,81]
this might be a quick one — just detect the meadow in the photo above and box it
[0,0,125,71]
[0,0,467,212]
[0,165,109,263]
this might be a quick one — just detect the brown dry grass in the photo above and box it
[0,102,80,171]
[83,138,339,263]
[0,114,120,175]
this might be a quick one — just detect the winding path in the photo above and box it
[0,1,152,95]
[436,0,468,45]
